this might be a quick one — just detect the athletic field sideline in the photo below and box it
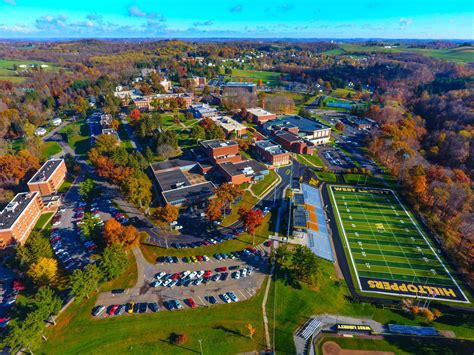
[329,185,469,303]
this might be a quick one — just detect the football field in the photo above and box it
[329,185,469,303]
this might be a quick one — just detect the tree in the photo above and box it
[335,122,345,131]
[432,309,442,319]
[298,108,312,119]
[4,311,45,353]
[33,287,62,324]
[121,170,152,209]
[69,264,101,300]
[155,204,179,224]
[16,231,52,268]
[144,146,154,162]
[422,308,435,322]
[79,178,96,200]
[27,257,58,285]
[169,332,188,345]
[291,245,319,284]
[103,219,140,249]
[238,208,264,244]
[246,323,256,339]
[191,124,206,142]
[100,244,129,281]
[130,108,141,122]
[410,305,420,315]
[205,198,223,222]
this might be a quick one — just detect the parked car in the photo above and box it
[148,302,159,312]
[126,302,134,314]
[220,293,231,303]
[139,302,147,313]
[215,266,227,272]
[186,298,196,308]
[227,291,239,302]
[107,304,119,315]
[150,280,162,288]
[155,272,166,279]
[207,296,217,305]
[92,305,106,317]
[115,304,125,316]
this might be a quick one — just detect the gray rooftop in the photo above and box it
[163,182,215,204]
[293,205,307,229]
[219,159,267,177]
[0,192,39,230]
[294,193,305,206]
[200,139,238,150]
[151,159,197,172]
[255,140,287,155]
[153,169,190,192]
[264,115,330,133]
[28,159,63,184]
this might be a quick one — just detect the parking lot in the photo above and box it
[318,147,355,172]
[94,243,270,317]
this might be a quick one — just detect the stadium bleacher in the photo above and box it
[298,318,322,340]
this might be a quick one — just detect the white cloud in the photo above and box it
[399,17,413,30]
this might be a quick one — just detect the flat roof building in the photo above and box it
[209,115,247,137]
[222,82,256,94]
[218,159,269,185]
[247,108,277,124]
[151,159,215,207]
[263,115,331,145]
[0,192,43,248]
[200,139,242,165]
[189,103,218,118]
[28,159,67,197]
[254,140,290,167]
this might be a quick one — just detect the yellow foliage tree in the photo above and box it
[246,323,256,339]
[27,257,58,285]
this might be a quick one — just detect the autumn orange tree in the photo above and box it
[154,204,179,227]
[103,218,140,250]
[205,198,223,222]
[238,208,264,244]
[129,108,141,123]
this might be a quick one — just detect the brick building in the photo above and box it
[134,93,193,111]
[28,159,67,196]
[222,82,257,94]
[263,115,331,145]
[274,131,315,155]
[217,160,269,185]
[247,108,277,124]
[254,140,290,166]
[200,140,242,165]
[0,192,43,248]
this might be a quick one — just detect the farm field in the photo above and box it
[0,59,60,82]
[230,69,283,85]
[328,185,469,304]
[337,44,473,64]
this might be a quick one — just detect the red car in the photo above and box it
[202,240,210,246]
[171,273,180,280]
[186,298,196,308]
[197,255,203,262]
[215,267,227,272]
[87,245,97,252]
[108,304,119,315]
[203,270,212,278]
[263,240,271,247]
[51,236,61,242]
[12,280,25,291]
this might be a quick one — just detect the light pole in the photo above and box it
[198,339,203,355]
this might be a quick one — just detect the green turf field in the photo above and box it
[329,185,468,304]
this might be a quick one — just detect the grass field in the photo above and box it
[296,153,325,167]
[222,190,259,226]
[337,44,474,64]
[40,141,62,159]
[0,59,60,82]
[230,69,283,85]
[250,170,278,197]
[59,120,90,155]
[39,278,267,354]
[34,212,54,230]
[328,185,468,304]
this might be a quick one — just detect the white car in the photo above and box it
[155,272,166,279]
[169,280,178,288]
[162,279,172,287]
[150,280,162,287]
[188,271,197,280]
[241,269,247,278]
[202,255,209,262]
[227,291,239,302]
[221,293,231,303]
[181,270,191,278]
[196,270,205,278]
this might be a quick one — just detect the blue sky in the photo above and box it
[0,0,472,39]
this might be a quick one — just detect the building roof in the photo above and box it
[209,115,246,133]
[247,108,275,117]
[153,169,191,192]
[255,140,287,155]
[0,192,39,230]
[28,159,63,184]
[162,182,215,204]
[151,159,197,172]
[265,115,329,133]
[293,205,307,229]
[200,139,238,150]
[223,82,256,88]
[219,159,267,177]
[274,131,302,143]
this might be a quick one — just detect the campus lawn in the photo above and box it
[38,278,267,354]
[0,59,60,82]
[140,214,272,262]
[40,141,62,159]
[315,171,337,183]
[296,152,325,167]
[33,212,54,230]
[230,69,283,85]
[100,251,138,292]
[59,120,90,155]
[251,170,279,197]
[222,190,259,226]
[331,87,357,99]
[58,175,75,193]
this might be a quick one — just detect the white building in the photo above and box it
[51,118,62,126]
[34,127,47,137]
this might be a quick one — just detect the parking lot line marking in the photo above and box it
[245,288,253,297]
[238,290,247,300]
[197,295,205,305]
